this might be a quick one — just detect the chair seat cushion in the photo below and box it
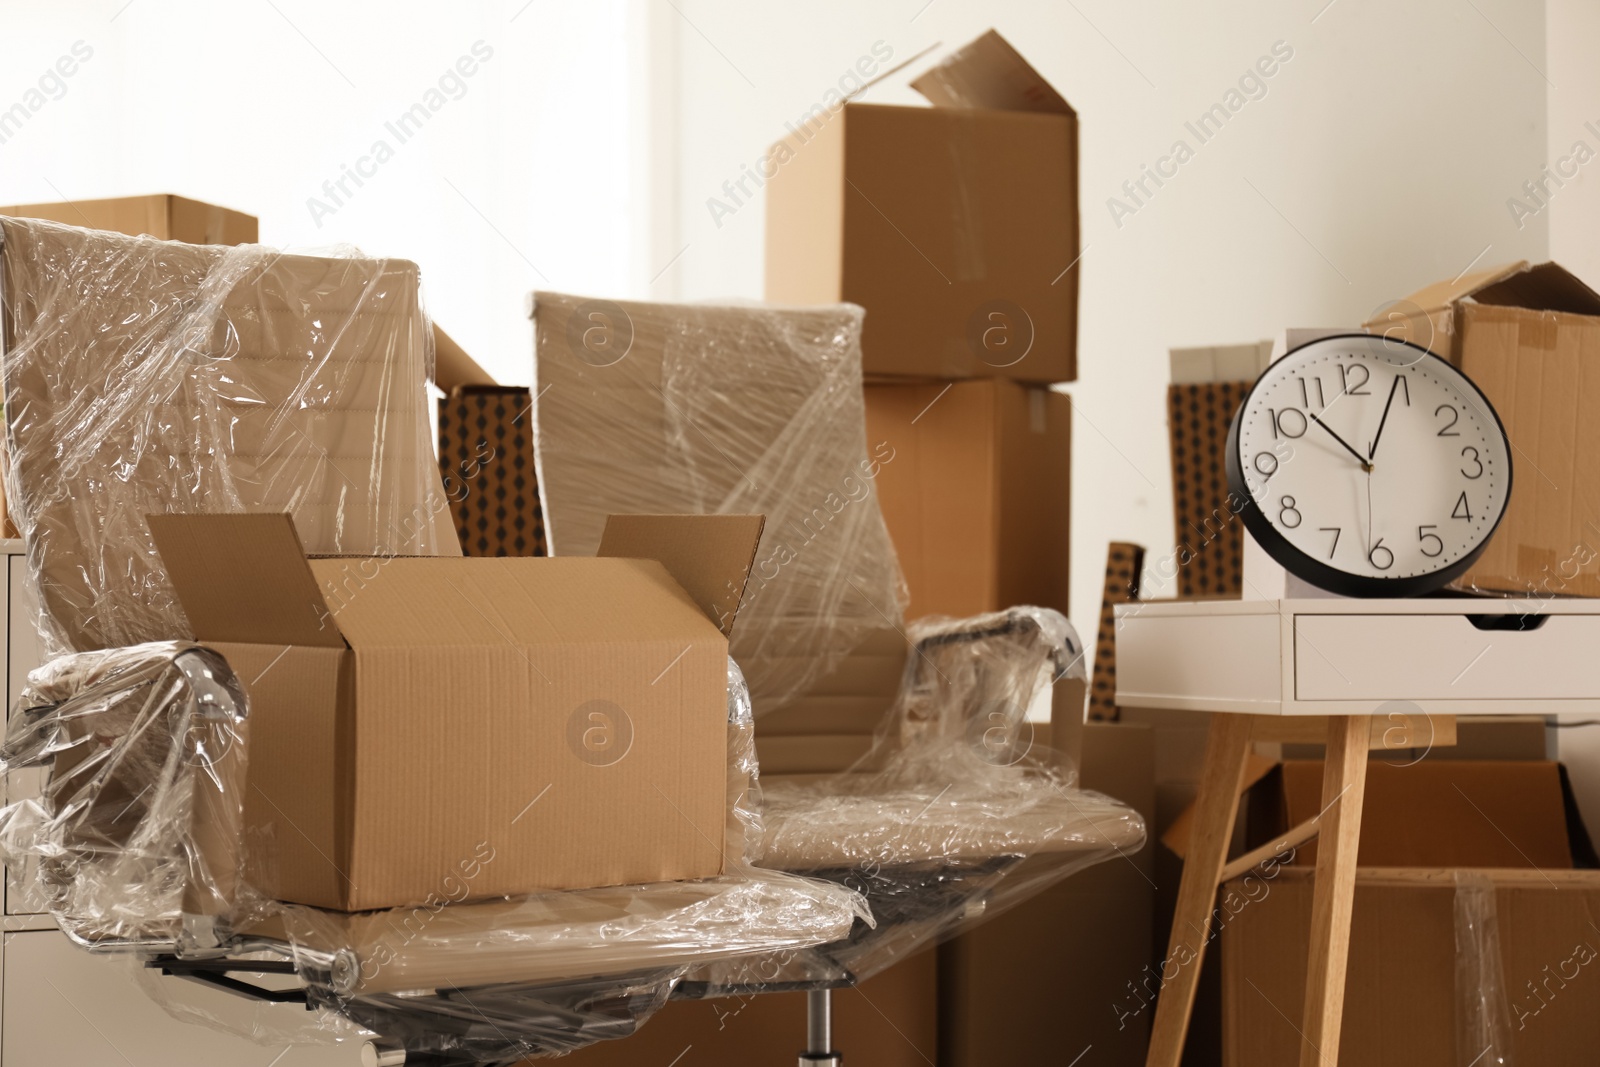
[756,777,1145,871]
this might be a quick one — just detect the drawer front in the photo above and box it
[1295,613,1600,701]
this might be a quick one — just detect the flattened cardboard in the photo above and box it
[1223,869,1600,1067]
[598,514,765,637]
[765,31,1079,384]
[1272,759,1573,869]
[865,379,1070,619]
[153,513,760,911]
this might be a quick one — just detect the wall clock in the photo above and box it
[1225,333,1512,597]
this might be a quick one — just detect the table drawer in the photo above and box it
[1295,613,1600,701]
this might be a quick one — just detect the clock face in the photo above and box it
[1226,334,1513,597]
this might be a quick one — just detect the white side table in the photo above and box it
[1115,595,1600,1067]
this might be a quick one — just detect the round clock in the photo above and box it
[1225,333,1513,597]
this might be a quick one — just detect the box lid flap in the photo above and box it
[598,514,765,637]
[148,514,345,648]
[1471,261,1600,316]
[1366,261,1600,327]
[1370,261,1530,320]
[909,30,1074,117]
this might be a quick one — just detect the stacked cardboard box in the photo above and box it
[765,29,1125,1067]
[766,30,1079,623]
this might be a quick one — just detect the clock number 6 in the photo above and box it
[1369,538,1394,570]
[1417,525,1444,558]
[1278,495,1302,529]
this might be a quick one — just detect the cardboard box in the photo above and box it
[0,193,258,245]
[553,950,939,1067]
[940,723,1156,1067]
[438,386,546,557]
[146,512,763,911]
[864,379,1070,619]
[1255,759,1574,869]
[765,31,1079,384]
[1366,261,1600,595]
[1222,869,1600,1067]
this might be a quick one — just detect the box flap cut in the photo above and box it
[148,513,345,648]
[598,514,765,638]
[909,29,1074,116]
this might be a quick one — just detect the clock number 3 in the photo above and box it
[1460,446,1484,479]
[1278,495,1302,529]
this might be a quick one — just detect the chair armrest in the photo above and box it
[0,642,249,947]
[895,607,1085,762]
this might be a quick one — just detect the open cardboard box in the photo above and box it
[765,30,1080,383]
[147,511,764,912]
[1365,260,1600,595]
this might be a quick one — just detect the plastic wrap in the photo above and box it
[0,642,247,949]
[530,292,1145,990]
[0,216,459,657]
[0,642,866,1063]
[1454,871,1514,1067]
[531,292,907,712]
[692,607,1144,990]
[0,224,869,1064]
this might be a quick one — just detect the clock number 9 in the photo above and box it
[1460,446,1483,479]
[1368,538,1394,570]
[1278,495,1302,529]
[1254,452,1278,481]
[1417,525,1444,558]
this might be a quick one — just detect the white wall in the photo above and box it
[1545,0,1600,838]
[657,0,1550,631]
[0,0,657,388]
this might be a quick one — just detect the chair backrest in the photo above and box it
[531,293,907,715]
[0,218,459,654]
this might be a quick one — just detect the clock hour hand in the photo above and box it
[1367,374,1402,461]
[1307,410,1373,471]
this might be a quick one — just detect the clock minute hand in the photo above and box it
[1367,374,1402,461]
[1307,410,1373,471]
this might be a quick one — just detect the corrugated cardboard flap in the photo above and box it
[909,29,1074,117]
[148,513,345,647]
[1370,261,1530,320]
[1471,260,1600,316]
[1369,260,1600,323]
[598,514,765,637]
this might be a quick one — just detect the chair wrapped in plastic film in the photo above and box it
[0,218,867,1065]
[532,293,1147,1000]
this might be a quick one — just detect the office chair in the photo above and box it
[0,218,866,1065]
[532,292,1146,1063]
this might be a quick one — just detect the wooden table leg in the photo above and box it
[1298,714,1371,1067]
[1144,713,1256,1067]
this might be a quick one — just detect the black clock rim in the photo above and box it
[1223,333,1514,598]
